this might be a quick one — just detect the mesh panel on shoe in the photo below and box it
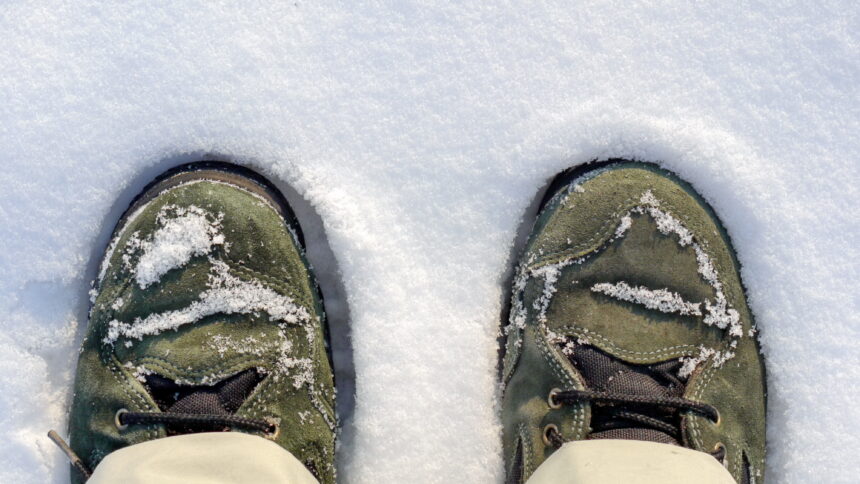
[560,342,690,445]
[143,368,265,434]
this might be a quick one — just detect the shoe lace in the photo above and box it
[546,344,726,462]
[545,388,719,445]
[115,409,277,435]
[49,368,274,481]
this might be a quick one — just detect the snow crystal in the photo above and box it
[614,215,633,238]
[123,362,154,383]
[678,347,713,379]
[208,333,274,358]
[110,297,124,311]
[132,205,225,288]
[678,345,736,379]
[520,189,746,371]
[640,190,694,246]
[504,256,535,339]
[634,192,744,339]
[105,251,325,407]
[531,260,578,324]
[591,281,702,316]
[509,189,749,408]
[560,339,577,357]
[704,296,743,337]
[277,355,315,389]
[103,259,310,345]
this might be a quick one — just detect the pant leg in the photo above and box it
[525,439,736,484]
[87,432,320,484]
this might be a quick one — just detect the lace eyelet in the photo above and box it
[713,409,722,426]
[264,418,280,439]
[542,423,559,447]
[547,388,562,409]
[114,408,129,431]
[712,442,727,463]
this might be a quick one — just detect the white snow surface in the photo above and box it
[0,2,858,483]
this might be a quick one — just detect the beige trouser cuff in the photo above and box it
[88,432,320,484]
[88,434,735,484]
[526,439,736,484]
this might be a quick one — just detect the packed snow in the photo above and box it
[130,204,226,289]
[0,2,858,483]
[103,258,311,345]
[635,190,745,338]
[590,281,703,317]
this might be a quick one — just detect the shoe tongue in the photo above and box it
[566,344,687,445]
[170,392,224,414]
[588,428,680,445]
[145,368,263,415]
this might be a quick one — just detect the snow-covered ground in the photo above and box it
[1,2,858,482]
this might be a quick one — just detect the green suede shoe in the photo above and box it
[64,162,337,483]
[501,161,766,484]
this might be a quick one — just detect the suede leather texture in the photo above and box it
[68,173,336,483]
[501,162,766,483]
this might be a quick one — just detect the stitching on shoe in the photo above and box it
[644,195,744,320]
[502,330,523,386]
[310,383,337,428]
[109,356,155,415]
[132,355,263,381]
[537,325,575,388]
[536,323,588,440]
[502,274,530,386]
[687,321,737,448]
[559,326,699,361]
[244,370,274,422]
[524,174,750,481]
[688,363,718,449]
[244,368,335,432]
[107,355,158,443]
[528,184,744,343]
[231,263,310,305]
[732,446,741,480]
[517,422,537,479]
[527,194,639,270]
[241,349,336,433]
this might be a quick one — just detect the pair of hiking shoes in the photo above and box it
[56,161,765,483]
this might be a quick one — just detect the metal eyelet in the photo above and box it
[547,388,562,409]
[713,409,722,426]
[264,418,280,440]
[114,408,129,431]
[713,442,727,464]
[542,423,559,446]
